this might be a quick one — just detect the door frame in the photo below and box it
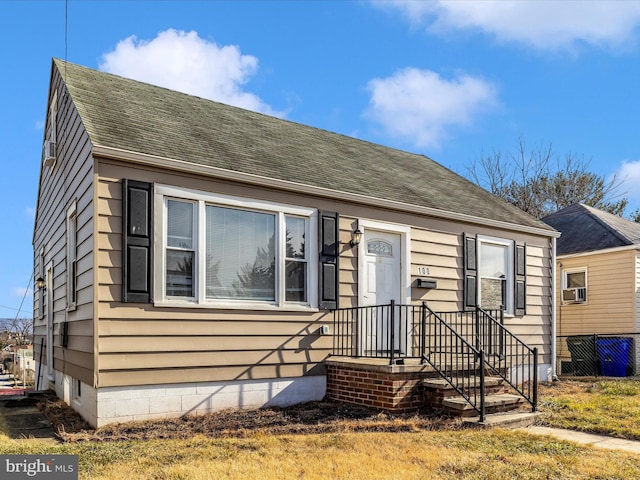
[357,219,412,308]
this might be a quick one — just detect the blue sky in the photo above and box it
[2,0,640,318]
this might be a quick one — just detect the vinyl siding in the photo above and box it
[338,217,358,308]
[33,67,95,387]
[410,227,553,361]
[636,252,640,334]
[96,161,335,387]
[95,157,553,386]
[557,249,636,335]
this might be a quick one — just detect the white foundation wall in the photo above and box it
[508,363,552,384]
[94,376,327,427]
[54,371,98,427]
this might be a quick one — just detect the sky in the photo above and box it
[2,0,640,318]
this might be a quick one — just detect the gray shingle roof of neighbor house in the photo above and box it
[53,58,555,234]
[543,203,640,255]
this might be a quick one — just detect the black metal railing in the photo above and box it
[332,302,539,415]
[475,307,538,411]
[428,308,503,356]
[332,301,423,365]
[421,303,486,420]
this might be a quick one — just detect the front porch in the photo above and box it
[327,302,539,421]
[326,356,438,412]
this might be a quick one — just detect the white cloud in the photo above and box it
[377,1,640,51]
[365,68,498,149]
[11,287,31,298]
[100,29,282,116]
[616,160,640,206]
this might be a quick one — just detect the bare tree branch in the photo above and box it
[467,138,628,219]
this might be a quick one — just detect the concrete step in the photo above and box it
[442,393,524,412]
[423,376,508,398]
[464,411,541,429]
[422,376,504,390]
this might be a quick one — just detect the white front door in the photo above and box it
[360,230,403,354]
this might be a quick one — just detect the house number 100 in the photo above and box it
[417,266,430,275]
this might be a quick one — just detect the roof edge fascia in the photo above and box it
[92,144,559,238]
[557,243,640,260]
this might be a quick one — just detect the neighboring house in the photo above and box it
[34,59,558,427]
[16,347,35,382]
[543,203,640,375]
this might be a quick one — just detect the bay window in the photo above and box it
[156,185,317,308]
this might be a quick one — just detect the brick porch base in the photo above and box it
[325,357,439,412]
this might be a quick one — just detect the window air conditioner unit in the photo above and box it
[561,287,586,303]
[43,140,56,167]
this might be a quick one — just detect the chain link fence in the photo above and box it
[557,334,639,377]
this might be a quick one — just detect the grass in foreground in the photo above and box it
[1,379,640,479]
[1,428,639,479]
[538,378,640,440]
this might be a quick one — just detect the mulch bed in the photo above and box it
[37,394,467,443]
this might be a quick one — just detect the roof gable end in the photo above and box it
[543,203,640,255]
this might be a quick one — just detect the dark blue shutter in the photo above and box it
[318,211,339,310]
[463,233,477,310]
[122,179,153,303]
[515,243,527,316]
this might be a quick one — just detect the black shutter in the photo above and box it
[318,211,339,310]
[515,243,527,316]
[463,233,477,310]
[122,179,153,303]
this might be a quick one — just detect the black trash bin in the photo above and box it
[567,335,597,376]
[596,338,632,377]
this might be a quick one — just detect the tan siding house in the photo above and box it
[34,59,558,427]
[544,204,640,376]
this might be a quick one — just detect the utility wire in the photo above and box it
[65,0,68,76]
[13,272,34,321]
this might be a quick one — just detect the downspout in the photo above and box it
[551,237,558,381]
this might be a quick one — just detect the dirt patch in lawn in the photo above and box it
[38,395,466,443]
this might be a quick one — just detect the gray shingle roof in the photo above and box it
[543,203,640,255]
[54,59,554,233]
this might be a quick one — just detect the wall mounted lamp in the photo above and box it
[350,228,362,247]
[35,277,46,291]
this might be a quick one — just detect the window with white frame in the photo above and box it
[478,236,514,313]
[156,185,317,308]
[66,201,78,310]
[562,267,587,303]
